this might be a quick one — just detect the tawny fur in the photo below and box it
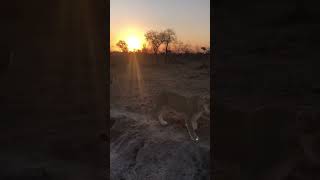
[152,90,210,141]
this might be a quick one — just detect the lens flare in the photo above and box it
[127,36,141,51]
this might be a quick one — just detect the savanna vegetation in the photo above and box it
[112,28,210,65]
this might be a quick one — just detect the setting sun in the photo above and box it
[127,36,141,51]
[110,26,146,52]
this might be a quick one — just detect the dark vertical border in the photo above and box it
[210,0,214,179]
[105,0,110,178]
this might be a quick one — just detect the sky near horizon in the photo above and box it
[110,0,210,51]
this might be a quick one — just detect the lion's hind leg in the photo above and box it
[191,111,203,130]
[185,118,199,142]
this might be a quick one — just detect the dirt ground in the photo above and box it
[110,53,210,180]
[110,54,210,112]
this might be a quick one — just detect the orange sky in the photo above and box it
[110,0,210,52]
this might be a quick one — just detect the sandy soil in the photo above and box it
[110,54,210,180]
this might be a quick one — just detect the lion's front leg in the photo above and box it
[152,101,168,126]
[185,117,199,142]
[191,111,203,130]
[158,110,168,126]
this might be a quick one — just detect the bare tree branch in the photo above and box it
[144,30,162,55]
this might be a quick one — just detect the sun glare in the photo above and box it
[127,36,141,51]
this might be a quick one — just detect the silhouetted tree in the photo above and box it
[141,43,148,54]
[172,41,191,55]
[144,30,162,55]
[173,41,184,54]
[116,40,128,53]
[160,29,177,56]
[182,43,191,54]
[159,29,177,63]
[201,47,207,54]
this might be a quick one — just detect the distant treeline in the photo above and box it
[110,50,210,57]
[113,28,210,55]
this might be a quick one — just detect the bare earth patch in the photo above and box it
[110,55,210,180]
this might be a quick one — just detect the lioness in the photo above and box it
[152,91,210,141]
